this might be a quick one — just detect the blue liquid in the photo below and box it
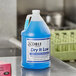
[21,21,51,69]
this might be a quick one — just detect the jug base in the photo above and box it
[22,61,51,69]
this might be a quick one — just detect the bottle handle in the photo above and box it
[24,14,32,30]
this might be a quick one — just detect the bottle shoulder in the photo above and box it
[21,30,51,38]
[21,21,51,38]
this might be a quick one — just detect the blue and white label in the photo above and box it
[26,38,50,63]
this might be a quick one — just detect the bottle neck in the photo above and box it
[32,13,40,16]
[31,14,43,21]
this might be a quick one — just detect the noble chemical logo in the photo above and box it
[28,42,41,47]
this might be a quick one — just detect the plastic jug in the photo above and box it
[21,10,51,69]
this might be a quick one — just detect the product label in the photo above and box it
[26,38,50,63]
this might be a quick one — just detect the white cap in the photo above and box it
[31,10,42,21]
[32,10,40,14]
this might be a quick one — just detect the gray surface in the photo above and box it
[0,56,76,76]
[0,48,21,57]
[0,0,17,38]
[0,39,21,56]
[64,0,76,23]
[18,0,63,14]
[0,39,17,48]
[67,62,76,68]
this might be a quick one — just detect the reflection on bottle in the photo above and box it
[21,68,51,76]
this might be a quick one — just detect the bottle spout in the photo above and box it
[32,10,40,15]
